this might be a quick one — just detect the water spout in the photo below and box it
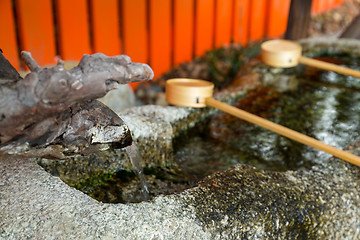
[125,141,150,201]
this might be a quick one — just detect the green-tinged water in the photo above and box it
[89,55,360,203]
[210,84,360,171]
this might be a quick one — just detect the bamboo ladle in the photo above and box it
[261,39,360,78]
[165,78,360,167]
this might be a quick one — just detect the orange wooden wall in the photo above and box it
[90,0,122,56]
[55,0,92,61]
[195,0,215,56]
[0,0,344,85]
[0,0,20,69]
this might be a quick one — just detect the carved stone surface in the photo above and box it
[0,52,153,146]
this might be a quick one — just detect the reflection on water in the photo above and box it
[209,83,360,170]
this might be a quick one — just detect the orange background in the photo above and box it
[0,0,345,87]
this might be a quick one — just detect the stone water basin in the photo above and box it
[86,38,360,204]
[1,38,360,239]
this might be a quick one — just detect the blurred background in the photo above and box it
[1,0,359,86]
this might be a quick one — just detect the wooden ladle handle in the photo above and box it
[205,97,360,167]
[299,56,360,78]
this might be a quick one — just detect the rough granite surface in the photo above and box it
[1,141,360,239]
[0,156,209,239]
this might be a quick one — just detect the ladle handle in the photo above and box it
[299,56,360,78]
[205,97,360,167]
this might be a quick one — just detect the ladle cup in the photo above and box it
[261,39,360,78]
[166,78,360,167]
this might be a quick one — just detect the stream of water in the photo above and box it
[124,141,150,201]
